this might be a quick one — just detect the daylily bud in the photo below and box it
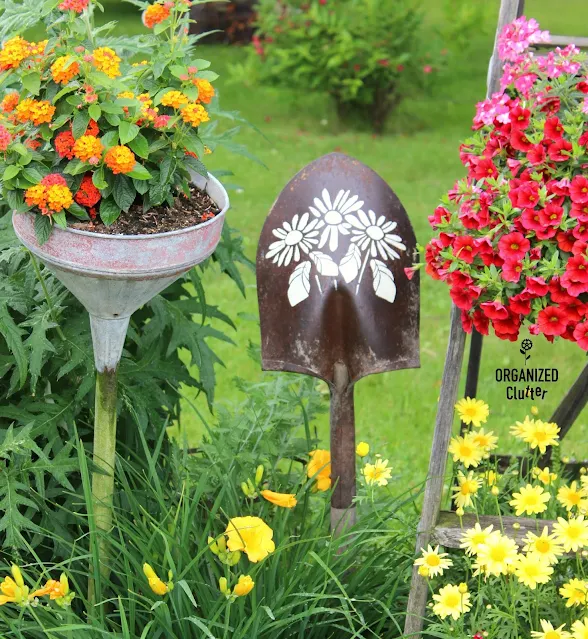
[255,464,264,485]
[219,577,229,595]
[11,565,24,589]
[208,536,219,555]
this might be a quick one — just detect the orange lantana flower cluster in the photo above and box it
[73,135,104,164]
[1,93,19,113]
[25,175,74,216]
[104,145,136,174]
[15,99,55,126]
[144,2,172,29]
[92,47,121,79]
[51,56,80,85]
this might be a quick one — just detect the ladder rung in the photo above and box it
[533,34,588,49]
[432,511,564,550]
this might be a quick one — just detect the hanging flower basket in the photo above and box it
[419,17,588,349]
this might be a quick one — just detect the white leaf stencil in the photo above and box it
[288,261,311,306]
[339,243,362,283]
[370,259,396,303]
[309,251,339,277]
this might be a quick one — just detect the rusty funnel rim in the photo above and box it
[12,172,229,280]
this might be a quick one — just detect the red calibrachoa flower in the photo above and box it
[417,17,588,350]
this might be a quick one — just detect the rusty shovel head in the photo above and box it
[257,153,420,386]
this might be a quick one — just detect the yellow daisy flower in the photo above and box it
[448,432,484,468]
[362,458,392,487]
[471,428,498,452]
[414,545,453,578]
[560,578,588,608]
[452,471,481,509]
[475,531,519,576]
[558,482,588,512]
[511,415,536,440]
[432,583,471,620]
[356,441,369,457]
[534,466,558,485]
[523,527,563,565]
[531,619,571,639]
[455,397,489,427]
[460,523,494,556]
[509,484,550,516]
[524,420,560,454]
[571,619,588,639]
[553,516,588,553]
[514,552,554,589]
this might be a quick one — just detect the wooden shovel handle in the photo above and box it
[330,361,356,534]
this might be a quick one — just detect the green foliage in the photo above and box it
[239,0,441,133]
[0,373,416,637]
[0,209,251,549]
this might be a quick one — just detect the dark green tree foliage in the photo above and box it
[0,210,251,549]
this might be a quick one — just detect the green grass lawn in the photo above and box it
[105,1,588,489]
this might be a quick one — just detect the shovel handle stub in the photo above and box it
[330,362,357,534]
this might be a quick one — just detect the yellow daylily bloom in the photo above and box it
[233,575,254,597]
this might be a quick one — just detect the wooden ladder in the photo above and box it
[404,1,588,635]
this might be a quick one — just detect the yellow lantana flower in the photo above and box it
[509,484,550,516]
[523,527,563,565]
[531,620,571,639]
[553,516,588,553]
[414,545,452,578]
[92,47,121,78]
[514,552,553,589]
[356,441,369,457]
[307,449,331,491]
[225,516,275,563]
[452,471,481,509]
[460,523,494,556]
[260,489,297,509]
[448,432,484,468]
[432,583,471,620]
[161,90,189,109]
[362,458,392,486]
[559,578,588,607]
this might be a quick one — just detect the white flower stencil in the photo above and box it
[265,188,406,306]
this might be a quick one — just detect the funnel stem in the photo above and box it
[91,368,118,586]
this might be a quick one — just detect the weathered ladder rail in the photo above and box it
[404,0,588,635]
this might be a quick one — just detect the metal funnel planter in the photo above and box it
[13,173,229,580]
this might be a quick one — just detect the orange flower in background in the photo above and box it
[28,40,48,58]
[261,489,297,508]
[161,90,189,109]
[59,0,89,12]
[0,126,11,152]
[46,184,73,212]
[85,119,99,137]
[51,56,80,84]
[0,36,31,71]
[25,184,47,209]
[307,449,331,491]
[181,103,209,127]
[1,93,19,113]
[92,47,121,78]
[55,130,75,159]
[194,78,215,104]
[105,145,136,174]
[73,135,103,164]
[15,99,55,126]
[144,2,171,28]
